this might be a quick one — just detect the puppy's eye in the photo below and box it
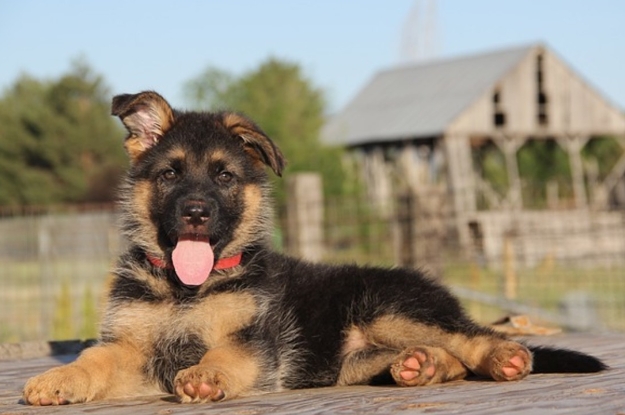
[162,169,177,181]
[217,171,234,184]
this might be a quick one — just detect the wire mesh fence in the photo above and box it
[283,180,625,334]
[1,180,624,343]
[0,205,120,343]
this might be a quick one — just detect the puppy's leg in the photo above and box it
[337,347,399,386]
[173,344,261,403]
[366,316,532,382]
[23,342,152,405]
[337,346,468,387]
[454,337,533,381]
[390,346,468,386]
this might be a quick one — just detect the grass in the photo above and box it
[443,260,625,331]
[0,258,110,343]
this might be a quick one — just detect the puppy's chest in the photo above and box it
[106,291,259,350]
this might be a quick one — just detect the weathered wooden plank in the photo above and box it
[0,334,623,415]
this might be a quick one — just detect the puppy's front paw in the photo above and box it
[174,365,229,403]
[23,365,92,406]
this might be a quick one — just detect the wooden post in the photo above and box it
[286,173,324,262]
[414,187,447,279]
[361,147,392,217]
[492,133,524,210]
[443,135,476,252]
[502,232,517,300]
[569,136,589,210]
[395,187,446,278]
[598,135,625,205]
[395,191,414,267]
[444,135,477,214]
[557,135,589,210]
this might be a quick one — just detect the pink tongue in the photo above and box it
[172,239,214,286]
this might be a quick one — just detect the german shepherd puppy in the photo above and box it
[24,91,606,405]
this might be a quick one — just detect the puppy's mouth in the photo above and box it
[171,234,214,287]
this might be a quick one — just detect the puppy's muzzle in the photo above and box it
[182,201,210,226]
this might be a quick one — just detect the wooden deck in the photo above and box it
[1,333,623,414]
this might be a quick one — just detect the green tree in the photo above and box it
[472,141,509,209]
[184,58,346,201]
[0,59,126,206]
[517,140,572,208]
[582,136,624,179]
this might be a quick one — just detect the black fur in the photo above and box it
[149,333,208,393]
[529,346,609,373]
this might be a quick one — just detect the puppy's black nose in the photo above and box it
[182,201,209,225]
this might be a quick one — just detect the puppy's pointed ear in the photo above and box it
[221,112,286,177]
[111,91,174,162]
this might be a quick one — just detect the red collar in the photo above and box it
[146,252,243,271]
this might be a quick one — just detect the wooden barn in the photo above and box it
[323,43,625,267]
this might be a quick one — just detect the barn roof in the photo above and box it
[322,44,536,146]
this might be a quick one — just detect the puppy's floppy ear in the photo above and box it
[111,91,175,162]
[221,112,286,177]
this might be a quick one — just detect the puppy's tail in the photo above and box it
[528,345,608,374]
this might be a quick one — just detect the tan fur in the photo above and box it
[206,149,227,165]
[23,342,158,404]
[346,315,532,382]
[175,344,261,402]
[111,91,175,163]
[472,341,532,380]
[337,348,399,386]
[341,325,369,357]
[100,302,167,348]
[25,289,259,405]
[125,137,149,161]
[366,315,455,349]
[220,113,284,176]
[191,293,258,346]
[337,324,469,386]
[222,184,267,257]
[165,146,187,163]
[221,112,254,132]
[102,293,258,351]
[390,346,468,386]
[128,180,159,253]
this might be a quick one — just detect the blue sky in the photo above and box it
[1,0,623,113]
